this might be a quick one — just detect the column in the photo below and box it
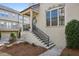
[30,9,33,31]
[22,15,24,32]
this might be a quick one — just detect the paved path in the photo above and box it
[0,52,11,56]
[39,46,64,56]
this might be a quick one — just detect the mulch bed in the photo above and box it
[61,48,79,56]
[0,42,47,56]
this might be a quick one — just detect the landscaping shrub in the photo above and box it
[9,32,17,43]
[65,19,79,48]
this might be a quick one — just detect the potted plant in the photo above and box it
[9,32,16,43]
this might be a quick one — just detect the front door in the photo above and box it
[32,17,37,31]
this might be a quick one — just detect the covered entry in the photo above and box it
[20,4,39,31]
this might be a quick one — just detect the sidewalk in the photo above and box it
[39,46,64,56]
[0,52,11,56]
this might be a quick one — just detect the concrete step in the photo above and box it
[21,31,55,49]
[46,44,56,49]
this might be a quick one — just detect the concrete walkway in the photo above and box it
[0,52,11,56]
[39,46,64,56]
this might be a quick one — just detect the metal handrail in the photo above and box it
[32,25,49,46]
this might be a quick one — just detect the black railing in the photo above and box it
[32,25,49,46]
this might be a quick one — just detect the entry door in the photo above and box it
[32,17,37,30]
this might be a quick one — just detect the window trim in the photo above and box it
[48,6,64,12]
[46,6,65,26]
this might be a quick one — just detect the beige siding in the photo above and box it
[34,3,79,48]
[36,3,66,48]
[65,3,79,25]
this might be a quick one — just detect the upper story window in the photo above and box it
[0,10,8,17]
[0,13,8,17]
[46,6,65,26]
[8,12,18,18]
[0,9,18,19]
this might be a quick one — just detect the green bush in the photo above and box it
[65,19,79,48]
[9,32,16,43]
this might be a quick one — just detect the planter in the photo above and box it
[61,48,79,56]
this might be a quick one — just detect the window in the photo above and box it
[46,7,64,26]
[0,10,18,19]
[0,21,4,28]
[8,12,18,19]
[0,10,8,17]
[51,9,58,26]
[46,11,50,26]
[0,21,7,28]
[59,7,64,25]
[8,22,11,28]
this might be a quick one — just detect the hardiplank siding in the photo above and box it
[36,3,79,48]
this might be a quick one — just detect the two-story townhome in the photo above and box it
[20,3,79,49]
[0,4,28,43]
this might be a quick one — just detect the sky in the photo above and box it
[0,3,29,11]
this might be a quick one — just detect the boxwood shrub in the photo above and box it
[9,32,16,43]
[65,19,79,48]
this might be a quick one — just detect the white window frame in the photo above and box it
[46,6,65,26]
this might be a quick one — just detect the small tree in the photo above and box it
[9,32,16,43]
[65,19,79,48]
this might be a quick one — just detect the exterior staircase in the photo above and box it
[32,25,55,49]
[32,32,55,49]
[20,31,55,49]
